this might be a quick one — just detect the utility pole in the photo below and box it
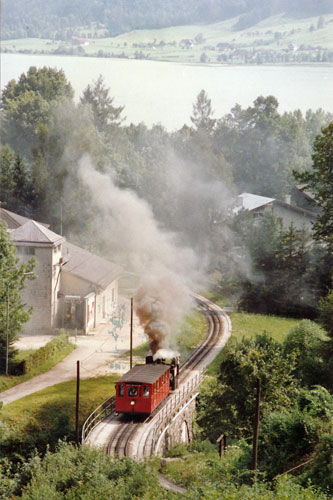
[130,297,133,369]
[252,378,261,471]
[76,360,80,445]
[5,283,9,376]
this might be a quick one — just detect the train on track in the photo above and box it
[115,355,179,415]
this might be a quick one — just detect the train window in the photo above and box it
[118,384,124,397]
[143,385,149,397]
[128,386,138,397]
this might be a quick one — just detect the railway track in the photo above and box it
[83,295,231,458]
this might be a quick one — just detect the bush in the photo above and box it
[13,332,73,375]
[282,320,328,387]
[196,334,298,442]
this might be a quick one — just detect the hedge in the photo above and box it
[15,332,73,375]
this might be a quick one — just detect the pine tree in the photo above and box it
[190,89,216,134]
[294,122,333,248]
[0,145,15,207]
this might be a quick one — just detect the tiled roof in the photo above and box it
[10,220,65,246]
[62,241,122,289]
[0,207,49,229]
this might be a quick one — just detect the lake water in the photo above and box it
[1,53,333,130]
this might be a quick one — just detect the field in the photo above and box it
[2,13,333,64]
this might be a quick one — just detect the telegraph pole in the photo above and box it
[76,360,80,445]
[252,378,261,471]
[130,297,133,369]
[5,283,9,376]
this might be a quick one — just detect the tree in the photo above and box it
[1,66,74,156]
[257,386,333,481]
[294,122,333,248]
[235,211,325,317]
[80,75,125,132]
[282,320,328,387]
[0,220,35,373]
[196,334,298,441]
[12,153,33,216]
[190,89,216,134]
[0,145,15,206]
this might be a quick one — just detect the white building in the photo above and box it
[1,208,122,335]
[234,193,316,232]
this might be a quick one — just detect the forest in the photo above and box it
[2,0,332,39]
[0,66,332,498]
[1,67,333,316]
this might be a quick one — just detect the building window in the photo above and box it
[18,247,35,255]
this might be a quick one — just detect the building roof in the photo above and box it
[295,184,317,202]
[0,207,49,229]
[235,192,315,220]
[10,220,65,246]
[236,193,275,212]
[62,241,122,289]
[117,364,170,384]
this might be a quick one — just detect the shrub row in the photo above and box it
[15,332,72,375]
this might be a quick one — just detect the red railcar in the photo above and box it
[115,364,171,414]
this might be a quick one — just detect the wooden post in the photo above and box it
[76,360,80,445]
[130,297,133,369]
[252,378,261,471]
[5,284,9,376]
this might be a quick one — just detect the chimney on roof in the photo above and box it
[284,194,291,205]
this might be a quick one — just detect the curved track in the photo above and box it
[83,295,231,457]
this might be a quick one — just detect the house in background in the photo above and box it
[290,184,320,216]
[1,207,122,336]
[233,193,316,232]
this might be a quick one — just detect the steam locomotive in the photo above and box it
[115,355,179,414]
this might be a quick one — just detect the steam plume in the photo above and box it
[78,155,203,355]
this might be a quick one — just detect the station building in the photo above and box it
[1,207,122,336]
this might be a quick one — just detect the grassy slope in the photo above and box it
[1,375,117,433]
[2,13,333,63]
[205,290,300,375]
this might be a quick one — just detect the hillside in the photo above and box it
[2,13,333,65]
[2,0,332,40]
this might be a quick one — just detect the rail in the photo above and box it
[81,396,115,443]
[82,295,230,448]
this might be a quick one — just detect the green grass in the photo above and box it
[230,311,300,343]
[151,440,243,489]
[1,375,117,434]
[0,339,76,393]
[204,291,301,376]
[176,310,207,359]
